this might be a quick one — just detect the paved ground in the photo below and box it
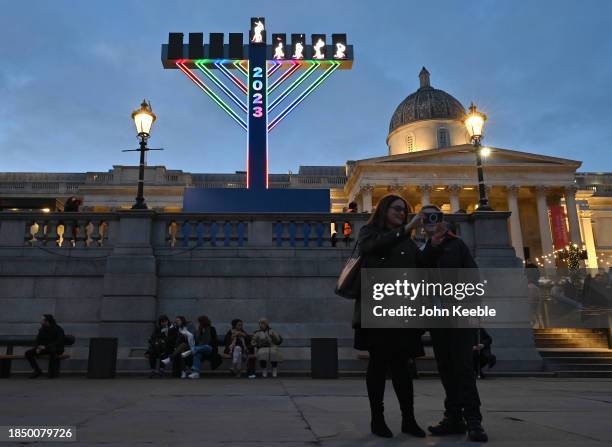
[0,376,611,446]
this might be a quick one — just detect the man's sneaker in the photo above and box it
[428,418,467,435]
[181,370,188,379]
[188,372,200,379]
[181,350,192,358]
[272,367,278,378]
[161,357,171,366]
[262,369,268,378]
[247,374,256,379]
[467,423,488,442]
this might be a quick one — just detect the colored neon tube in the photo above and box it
[217,62,248,94]
[176,61,247,131]
[268,61,339,131]
[268,61,319,112]
[195,60,247,112]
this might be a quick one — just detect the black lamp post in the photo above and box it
[126,100,157,210]
[465,102,493,211]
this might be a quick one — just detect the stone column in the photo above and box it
[448,184,461,212]
[535,186,554,266]
[580,211,599,269]
[506,185,524,260]
[418,184,432,206]
[564,185,582,245]
[360,184,374,213]
[469,211,542,371]
[101,210,157,346]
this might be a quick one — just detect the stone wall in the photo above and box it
[0,210,542,372]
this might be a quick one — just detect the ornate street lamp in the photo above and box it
[465,102,493,211]
[124,100,161,209]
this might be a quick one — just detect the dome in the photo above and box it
[389,68,466,134]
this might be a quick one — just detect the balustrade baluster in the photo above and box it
[274,222,283,247]
[89,221,100,247]
[65,221,77,248]
[196,221,205,247]
[223,222,232,247]
[98,221,109,247]
[180,220,192,247]
[84,220,94,247]
[45,220,58,247]
[315,222,325,247]
[168,221,178,247]
[288,222,297,248]
[75,219,87,248]
[210,222,218,247]
[303,222,311,247]
[237,221,246,246]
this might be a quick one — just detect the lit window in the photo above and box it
[437,128,449,148]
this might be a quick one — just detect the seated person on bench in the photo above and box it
[25,314,65,379]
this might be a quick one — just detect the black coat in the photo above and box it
[424,234,477,268]
[35,324,65,353]
[147,325,172,356]
[353,224,439,355]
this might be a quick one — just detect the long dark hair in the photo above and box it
[367,194,412,229]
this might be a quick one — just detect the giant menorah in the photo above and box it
[162,17,353,212]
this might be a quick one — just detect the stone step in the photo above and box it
[545,356,612,364]
[535,334,606,341]
[556,371,612,378]
[536,340,608,349]
[534,328,605,334]
[539,350,612,358]
[547,359,612,373]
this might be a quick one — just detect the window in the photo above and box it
[437,128,449,148]
[405,134,415,152]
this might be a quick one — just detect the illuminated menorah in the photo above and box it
[161,17,353,212]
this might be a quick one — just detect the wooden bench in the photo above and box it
[0,335,75,378]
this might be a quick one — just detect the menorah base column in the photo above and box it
[182,187,330,212]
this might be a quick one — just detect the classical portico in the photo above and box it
[345,144,587,264]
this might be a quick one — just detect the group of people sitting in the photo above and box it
[145,315,283,379]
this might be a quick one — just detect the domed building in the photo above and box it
[341,68,609,267]
[387,68,469,155]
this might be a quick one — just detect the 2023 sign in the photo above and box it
[251,66,264,118]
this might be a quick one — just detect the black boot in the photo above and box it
[401,413,426,437]
[467,422,488,442]
[371,412,393,438]
[29,369,42,379]
[428,417,467,435]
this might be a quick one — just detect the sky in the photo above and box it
[1,0,611,174]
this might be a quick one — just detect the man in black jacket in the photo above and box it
[25,314,65,379]
[421,205,488,443]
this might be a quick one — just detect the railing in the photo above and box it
[1,211,501,251]
[0,212,118,249]
[153,213,369,248]
[161,217,249,248]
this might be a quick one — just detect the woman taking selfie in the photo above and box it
[355,194,442,439]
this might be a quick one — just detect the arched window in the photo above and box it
[437,128,449,148]
[405,134,415,152]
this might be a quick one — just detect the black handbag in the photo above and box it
[334,243,362,299]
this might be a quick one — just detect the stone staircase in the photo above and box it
[535,329,612,378]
